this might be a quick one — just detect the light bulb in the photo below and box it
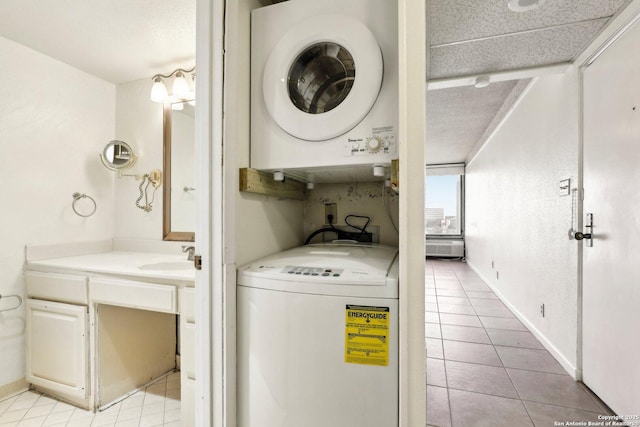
[173,72,190,99]
[171,102,184,111]
[150,77,168,103]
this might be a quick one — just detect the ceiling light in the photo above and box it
[508,0,545,12]
[149,66,196,103]
[474,75,491,88]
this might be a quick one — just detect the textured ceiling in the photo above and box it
[426,0,631,165]
[0,0,196,83]
[430,19,606,79]
[429,0,629,78]
[426,80,523,164]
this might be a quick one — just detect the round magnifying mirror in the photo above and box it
[100,140,137,171]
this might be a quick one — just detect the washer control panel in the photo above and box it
[346,131,396,157]
[280,265,344,277]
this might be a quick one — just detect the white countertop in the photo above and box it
[27,251,196,282]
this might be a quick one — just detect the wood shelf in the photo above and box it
[239,168,306,200]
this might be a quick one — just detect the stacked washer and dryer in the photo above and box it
[239,0,400,426]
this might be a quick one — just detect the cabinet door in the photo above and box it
[26,299,88,400]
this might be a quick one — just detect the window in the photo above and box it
[425,165,464,237]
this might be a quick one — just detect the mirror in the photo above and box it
[163,100,195,241]
[100,140,136,171]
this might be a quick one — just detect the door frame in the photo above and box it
[398,0,427,425]
[194,0,226,425]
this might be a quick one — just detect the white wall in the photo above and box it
[224,0,304,268]
[304,182,399,246]
[465,70,581,375]
[0,36,115,389]
[114,79,166,240]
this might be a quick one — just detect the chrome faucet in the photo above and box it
[182,245,195,261]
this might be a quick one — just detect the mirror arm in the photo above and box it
[119,169,162,187]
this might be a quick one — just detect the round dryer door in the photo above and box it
[262,14,383,142]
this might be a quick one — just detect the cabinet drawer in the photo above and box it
[180,287,195,323]
[91,278,177,313]
[26,271,88,305]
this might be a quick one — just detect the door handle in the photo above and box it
[575,213,594,247]
[573,231,592,240]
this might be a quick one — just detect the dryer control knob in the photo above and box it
[367,137,382,152]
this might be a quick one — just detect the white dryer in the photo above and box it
[251,0,398,172]
[237,242,399,427]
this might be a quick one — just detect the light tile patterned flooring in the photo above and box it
[426,260,614,427]
[0,371,181,427]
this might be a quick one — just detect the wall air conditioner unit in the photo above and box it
[425,240,464,258]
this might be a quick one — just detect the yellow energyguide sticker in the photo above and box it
[344,305,390,366]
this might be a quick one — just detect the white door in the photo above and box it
[26,299,88,400]
[582,18,640,415]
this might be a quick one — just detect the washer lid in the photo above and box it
[238,243,399,287]
[262,14,383,141]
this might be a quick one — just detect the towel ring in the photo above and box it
[0,294,23,313]
[72,192,97,217]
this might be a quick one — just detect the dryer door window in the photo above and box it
[262,14,383,142]
[287,42,355,115]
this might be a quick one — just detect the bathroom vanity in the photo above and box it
[24,249,195,425]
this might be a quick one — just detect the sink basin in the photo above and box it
[138,261,193,271]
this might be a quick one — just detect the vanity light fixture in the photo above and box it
[150,66,196,103]
[150,77,169,102]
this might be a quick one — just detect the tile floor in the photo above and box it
[0,371,181,427]
[426,259,614,427]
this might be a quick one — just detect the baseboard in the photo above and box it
[467,261,580,380]
[0,377,29,401]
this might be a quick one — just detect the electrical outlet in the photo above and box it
[324,203,337,224]
[540,303,545,317]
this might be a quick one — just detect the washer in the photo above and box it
[237,243,399,427]
[251,0,398,171]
